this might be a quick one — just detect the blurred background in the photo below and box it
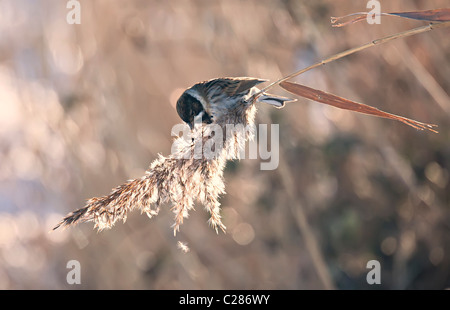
[0,0,449,289]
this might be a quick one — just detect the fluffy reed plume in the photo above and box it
[54,102,256,235]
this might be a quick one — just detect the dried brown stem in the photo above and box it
[256,21,450,97]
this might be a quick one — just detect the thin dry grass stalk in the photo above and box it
[257,20,450,96]
[258,14,450,133]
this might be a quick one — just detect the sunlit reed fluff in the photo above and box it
[177,241,190,253]
[54,103,256,235]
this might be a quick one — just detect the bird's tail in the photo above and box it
[256,92,296,108]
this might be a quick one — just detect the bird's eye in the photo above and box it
[176,92,212,128]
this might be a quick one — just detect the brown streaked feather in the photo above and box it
[233,77,267,95]
[202,77,267,97]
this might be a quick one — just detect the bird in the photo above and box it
[176,77,293,129]
[53,77,295,235]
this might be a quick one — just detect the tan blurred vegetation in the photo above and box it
[0,0,449,289]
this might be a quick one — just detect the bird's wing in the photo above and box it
[202,77,267,97]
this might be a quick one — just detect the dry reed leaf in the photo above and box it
[331,8,450,27]
[390,8,450,22]
[279,81,438,133]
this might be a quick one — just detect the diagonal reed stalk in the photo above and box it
[255,21,450,97]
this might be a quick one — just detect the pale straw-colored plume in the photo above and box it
[53,124,242,235]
